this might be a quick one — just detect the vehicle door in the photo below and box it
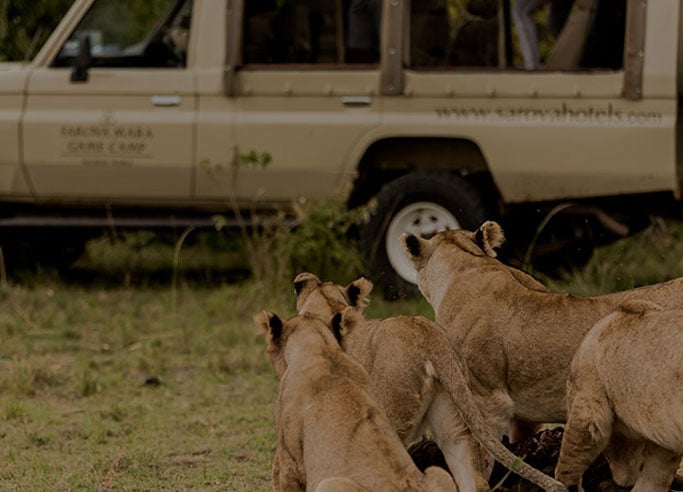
[22,0,196,201]
[194,0,381,205]
[388,0,677,203]
[0,67,32,198]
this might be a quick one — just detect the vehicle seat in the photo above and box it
[449,0,498,67]
[411,0,450,67]
[544,0,599,70]
[243,0,278,63]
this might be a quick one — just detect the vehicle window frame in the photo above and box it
[239,0,382,70]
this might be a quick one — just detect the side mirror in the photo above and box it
[71,34,91,82]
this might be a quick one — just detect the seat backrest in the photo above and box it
[410,1,450,66]
[545,0,599,70]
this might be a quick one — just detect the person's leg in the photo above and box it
[512,0,548,69]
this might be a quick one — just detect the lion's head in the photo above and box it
[402,220,505,266]
[254,311,340,378]
[294,272,373,318]
[400,221,505,305]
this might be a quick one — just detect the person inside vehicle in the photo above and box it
[512,0,573,69]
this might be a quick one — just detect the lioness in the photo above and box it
[254,311,457,492]
[401,221,683,482]
[555,300,683,492]
[294,272,568,492]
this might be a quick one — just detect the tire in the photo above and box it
[361,172,493,299]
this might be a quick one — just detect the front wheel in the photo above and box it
[361,172,493,299]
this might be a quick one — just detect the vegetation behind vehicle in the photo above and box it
[0,0,72,61]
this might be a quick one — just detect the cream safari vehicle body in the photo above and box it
[0,0,681,294]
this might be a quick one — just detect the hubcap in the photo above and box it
[385,201,461,284]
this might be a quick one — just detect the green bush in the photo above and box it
[276,198,366,284]
[232,198,367,290]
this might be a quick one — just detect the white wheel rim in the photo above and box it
[385,201,461,284]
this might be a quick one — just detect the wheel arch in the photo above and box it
[359,171,495,298]
[346,136,502,210]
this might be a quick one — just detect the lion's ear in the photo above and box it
[474,221,505,257]
[401,233,434,269]
[254,311,283,346]
[345,277,373,311]
[294,272,321,312]
[331,307,359,345]
[293,272,320,296]
[254,310,271,334]
[331,312,344,344]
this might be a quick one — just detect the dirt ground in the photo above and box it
[408,428,683,491]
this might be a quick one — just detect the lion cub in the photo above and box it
[294,272,567,492]
[555,300,683,492]
[254,311,457,492]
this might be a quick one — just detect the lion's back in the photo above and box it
[573,304,683,451]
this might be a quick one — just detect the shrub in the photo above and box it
[228,198,367,290]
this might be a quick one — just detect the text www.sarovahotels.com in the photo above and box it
[435,102,663,126]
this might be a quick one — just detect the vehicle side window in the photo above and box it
[410,0,454,67]
[243,0,381,66]
[54,0,192,69]
[409,0,626,71]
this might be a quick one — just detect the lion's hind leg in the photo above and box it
[428,392,492,492]
[631,443,681,492]
[603,433,646,487]
[555,389,613,488]
[368,358,437,445]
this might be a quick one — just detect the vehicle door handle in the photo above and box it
[342,96,372,107]
[151,95,181,107]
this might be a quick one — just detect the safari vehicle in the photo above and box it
[0,0,681,295]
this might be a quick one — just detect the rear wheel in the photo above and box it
[361,172,493,299]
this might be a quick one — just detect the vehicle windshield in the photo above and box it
[54,0,191,68]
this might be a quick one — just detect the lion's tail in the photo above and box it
[430,340,568,492]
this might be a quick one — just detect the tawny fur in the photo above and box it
[554,300,683,492]
[254,311,457,492]
[294,272,567,492]
[401,221,683,484]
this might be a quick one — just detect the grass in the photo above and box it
[0,281,279,491]
[0,218,681,490]
[0,229,432,491]
[537,217,683,295]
